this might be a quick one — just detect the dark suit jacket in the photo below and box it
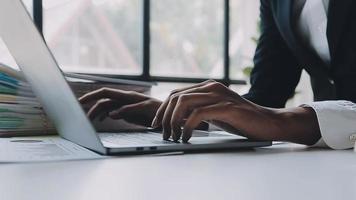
[243,0,356,108]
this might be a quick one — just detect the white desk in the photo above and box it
[1,143,356,200]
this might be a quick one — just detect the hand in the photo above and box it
[79,88,162,127]
[151,80,321,144]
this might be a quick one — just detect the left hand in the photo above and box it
[151,80,321,144]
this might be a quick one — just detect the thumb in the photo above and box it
[109,102,144,120]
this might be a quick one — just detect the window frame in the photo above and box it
[33,0,246,86]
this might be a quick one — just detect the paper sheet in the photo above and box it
[0,136,102,162]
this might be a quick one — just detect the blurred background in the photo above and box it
[0,0,313,106]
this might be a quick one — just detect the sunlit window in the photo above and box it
[230,0,260,80]
[0,0,313,105]
[151,0,224,78]
[43,0,142,75]
[41,0,261,82]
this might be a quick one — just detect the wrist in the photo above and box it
[276,107,321,145]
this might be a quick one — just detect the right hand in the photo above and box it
[79,88,162,127]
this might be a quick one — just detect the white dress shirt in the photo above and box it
[297,0,331,66]
[295,0,356,149]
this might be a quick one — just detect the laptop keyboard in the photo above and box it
[99,132,174,146]
[99,130,233,147]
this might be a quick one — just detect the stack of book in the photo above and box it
[0,63,153,137]
[0,64,55,136]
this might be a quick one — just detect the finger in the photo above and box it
[161,95,181,140]
[109,102,145,120]
[79,88,146,105]
[153,80,221,129]
[161,92,218,140]
[165,80,215,97]
[182,102,232,142]
[168,93,224,141]
[151,80,216,128]
[79,88,118,104]
[87,99,118,120]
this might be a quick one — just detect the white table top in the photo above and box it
[1,143,356,200]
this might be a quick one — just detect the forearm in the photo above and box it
[204,101,321,145]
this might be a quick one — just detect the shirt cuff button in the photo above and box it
[349,134,356,142]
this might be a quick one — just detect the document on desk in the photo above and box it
[0,136,102,162]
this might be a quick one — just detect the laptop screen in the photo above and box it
[0,0,106,153]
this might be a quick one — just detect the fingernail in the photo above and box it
[151,117,158,128]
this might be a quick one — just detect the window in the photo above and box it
[43,0,142,75]
[230,0,260,80]
[34,0,261,85]
[151,0,224,79]
[0,0,313,105]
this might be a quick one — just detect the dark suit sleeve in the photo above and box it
[242,0,303,108]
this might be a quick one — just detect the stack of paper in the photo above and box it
[0,63,55,136]
[0,136,102,162]
[0,63,154,137]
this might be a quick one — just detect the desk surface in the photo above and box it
[1,143,356,200]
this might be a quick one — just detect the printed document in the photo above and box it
[0,136,102,162]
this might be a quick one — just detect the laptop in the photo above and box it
[0,0,271,155]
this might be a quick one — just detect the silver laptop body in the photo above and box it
[0,0,271,155]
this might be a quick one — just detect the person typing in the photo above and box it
[80,0,356,150]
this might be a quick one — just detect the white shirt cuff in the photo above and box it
[302,101,356,150]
